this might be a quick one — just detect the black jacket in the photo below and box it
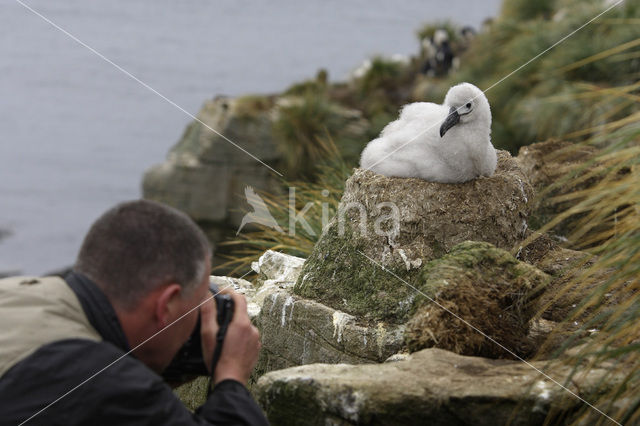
[0,272,268,426]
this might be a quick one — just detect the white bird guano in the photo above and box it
[360,82,497,183]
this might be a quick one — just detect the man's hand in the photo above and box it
[199,288,261,386]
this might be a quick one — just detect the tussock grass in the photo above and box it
[501,0,556,22]
[272,94,366,180]
[521,85,640,423]
[215,138,349,275]
[354,56,414,120]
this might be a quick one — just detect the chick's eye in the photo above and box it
[466,102,472,109]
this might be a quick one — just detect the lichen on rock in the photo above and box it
[250,250,405,379]
[296,238,549,360]
[254,348,619,426]
[295,223,420,324]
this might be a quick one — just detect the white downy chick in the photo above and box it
[360,82,497,183]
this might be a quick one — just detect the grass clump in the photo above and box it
[284,69,329,97]
[272,94,367,180]
[406,241,549,358]
[500,0,556,21]
[216,138,350,275]
[354,56,414,119]
[233,95,275,118]
[537,136,640,424]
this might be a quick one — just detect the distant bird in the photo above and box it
[460,26,477,45]
[420,29,454,77]
[456,26,476,56]
[433,30,453,75]
[236,186,283,235]
[360,82,497,183]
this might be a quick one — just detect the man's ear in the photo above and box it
[155,284,182,328]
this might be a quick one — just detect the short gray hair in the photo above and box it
[75,200,211,310]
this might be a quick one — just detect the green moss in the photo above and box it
[406,241,550,358]
[258,380,325,426]
[419,241,549,296]
[294,223,418,324]
[296,236,550,358]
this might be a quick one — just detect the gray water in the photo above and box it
[0,0,501,275]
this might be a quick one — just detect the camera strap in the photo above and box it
[207,295,234,397]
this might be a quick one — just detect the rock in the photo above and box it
[526,318,562,358]
[295,150,535,327]
[515,233,616,323]
[249,251,404,378]
[0,271,20,279]
[295,240,549,361]
[210,275,256,297]
[142,93,369,259]
[383,352,410,363]
[253,250,306,288]
[142,95,281,250]
[209,275,260,319]
[255,347,617,426]
[251,250,306,309]
[516,139,599,236]
[254,291,405,376]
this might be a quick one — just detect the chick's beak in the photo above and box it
[440,107,460,137]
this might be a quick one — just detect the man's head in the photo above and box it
[75,199,212,372]
[76,199,211,309]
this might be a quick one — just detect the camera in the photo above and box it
[162,281,234,384]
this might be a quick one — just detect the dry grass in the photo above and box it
[214,137,350,275]
[524,89,640,424]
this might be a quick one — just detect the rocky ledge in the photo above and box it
[255,347,618,426]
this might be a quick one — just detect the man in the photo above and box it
[0,200,268,425]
